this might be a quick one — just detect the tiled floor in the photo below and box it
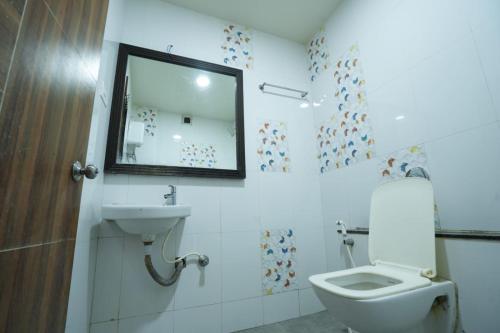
[237,311,349,333]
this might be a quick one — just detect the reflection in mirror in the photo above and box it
[121,55,237,170]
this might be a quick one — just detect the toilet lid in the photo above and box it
[368,178,436,278]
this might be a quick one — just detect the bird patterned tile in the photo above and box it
[257,120,291,172]
[221,23,254,69]
[179,143,217,168]
[378,145,441,227]
[261,229,298,295]
[316,44,375,173]
[316,110,375,173]
[307,29,330,82]
[378,145,429,181]
[136,107,157,136]
[333,44,367,113]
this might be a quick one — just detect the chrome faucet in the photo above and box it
[164,185,176,205]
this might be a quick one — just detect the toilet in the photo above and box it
[310,178,457,333]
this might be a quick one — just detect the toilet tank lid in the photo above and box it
[368,178,436,278]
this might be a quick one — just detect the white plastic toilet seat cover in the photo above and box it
[368,178,436,278]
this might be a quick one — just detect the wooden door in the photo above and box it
[0,0,108,331]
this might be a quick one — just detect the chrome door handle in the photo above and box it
[72,161,99,182]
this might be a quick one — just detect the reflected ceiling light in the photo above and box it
[395,115,405,120]
[196,75,210,88]
[172,134,182,141]
[300,102,309,108]
[313,102,321,107]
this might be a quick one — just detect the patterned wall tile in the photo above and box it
[378,145,429,181]
[307,29,330,82]
[257,120,291,172]
[261,229,298,295]
[378,145,441,227]
[316,44,375,173]
[221,23,253,69]
[136,106,157,136]
[333,44,367,113]
[180,143,217,168]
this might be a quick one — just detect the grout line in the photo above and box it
[468,21,498,120]
[116,237,126,323]
[89,238,102,326]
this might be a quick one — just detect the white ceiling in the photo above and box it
[160,0,342,44]
[129,56,236,121]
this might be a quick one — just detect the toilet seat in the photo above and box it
[309,263,431,300]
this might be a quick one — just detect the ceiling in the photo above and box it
[129,56,236,121]
[160,0,342,44]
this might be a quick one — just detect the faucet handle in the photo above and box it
[164,185,177,205]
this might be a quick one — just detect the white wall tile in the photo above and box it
[289,176,324,228]
[222,297,263,333]
[262,291,300,325]
[174,233,222,309]
[455,0,500,31]
[221,232,261,302]
[471,20,500,121]
[425,123,500,231]
[349,234,370,266]
[410,35,496,142]
[119,236,175,318]
[436,238,500,332]
[323,226,346,272]
[298,288,325,316]
[176,182,221,234]
[127,175,179,205]
[66,240,97,332]
[259,173,296,230]
[296,227,327,289]
[103,174,129,205]
[92,237,124,323]
[346,160,379,228]
[220,172,260,232]
[118,311,174,333]
[90,321,118,333]
[173,304,222,333]
[370,75,424,156]
[320,170,351,228]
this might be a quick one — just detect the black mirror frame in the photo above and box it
[104,43,246,179]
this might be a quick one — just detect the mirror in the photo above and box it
[105,43,245,178]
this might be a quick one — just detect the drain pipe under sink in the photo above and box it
[143,241,186,286]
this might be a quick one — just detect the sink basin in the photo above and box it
[102,204,191,241]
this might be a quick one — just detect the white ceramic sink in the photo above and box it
[102,204,191,241]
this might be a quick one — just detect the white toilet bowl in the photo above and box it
[310,178,457,333]
[310,265,456,333]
